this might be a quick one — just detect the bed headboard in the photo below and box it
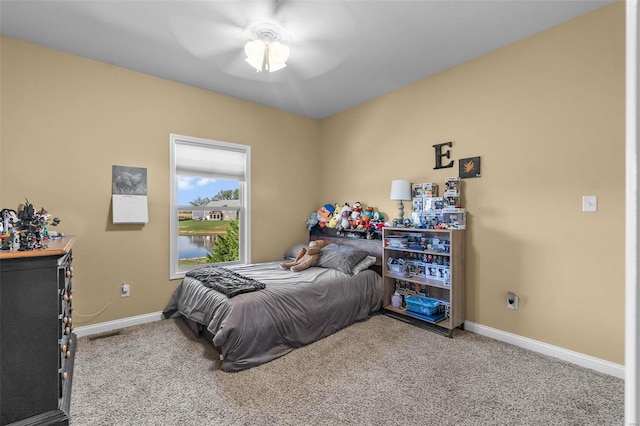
[310,232,382,266]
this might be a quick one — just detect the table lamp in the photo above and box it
[390,179,412,221]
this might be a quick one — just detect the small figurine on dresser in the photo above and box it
[0,209,19,250]
[0,199,61,251]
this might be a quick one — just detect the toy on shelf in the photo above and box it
[0,210,11,239]
[443,177,461,209]
[406,177,466,229]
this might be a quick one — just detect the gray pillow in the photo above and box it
[351,256,377,274]
[284,242,308,260]
[317,244,369,274]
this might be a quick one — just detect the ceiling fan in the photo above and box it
[168,1,355,81]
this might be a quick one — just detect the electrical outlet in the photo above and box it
[582,195,597,212]
[507,291,518,310]
[121,283,130,298]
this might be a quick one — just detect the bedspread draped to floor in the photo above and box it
[163,261,384,371]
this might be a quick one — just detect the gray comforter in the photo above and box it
[163,261,383,372]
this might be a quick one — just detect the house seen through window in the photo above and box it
[170,134,251,279]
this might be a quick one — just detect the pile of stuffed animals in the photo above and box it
[306,202,385,236]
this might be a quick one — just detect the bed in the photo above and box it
[162,236,384,372]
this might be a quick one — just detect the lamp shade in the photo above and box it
[390,179,411,201]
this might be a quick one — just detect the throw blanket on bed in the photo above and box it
[185,266,266,298]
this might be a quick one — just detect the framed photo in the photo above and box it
[459,156,481,178]
[112,165,148,195]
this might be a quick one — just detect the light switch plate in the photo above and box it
[582,195,597,212]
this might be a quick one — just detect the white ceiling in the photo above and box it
[0,0,613,119]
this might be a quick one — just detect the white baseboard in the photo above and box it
[73,311,164,338]
[464,321,624,379]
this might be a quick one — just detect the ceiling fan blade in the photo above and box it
[274,1,355,42]
[286,42,347,79]
[271,0,355,79]
[216,1,281,27]
[169,14,243,58]
[169,1,290,59]
[221,52,257,77]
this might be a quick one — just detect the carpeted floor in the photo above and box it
[70,314,623,425]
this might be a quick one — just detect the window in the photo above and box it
[169,134,251,279]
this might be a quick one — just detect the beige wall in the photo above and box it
[321,2,625,363]
[0,37,319,325]
[0,2,625,363]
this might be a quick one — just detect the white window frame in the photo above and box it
[169,134,251,279]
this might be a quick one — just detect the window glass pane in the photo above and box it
[177,177,240,267]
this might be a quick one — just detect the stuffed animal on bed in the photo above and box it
[280,240,329,272]
[336,203,351,232]
[316,204,335,228]
[327,203,341,228]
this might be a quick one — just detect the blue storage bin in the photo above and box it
[405,296,441,316]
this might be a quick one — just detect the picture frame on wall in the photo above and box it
[112,165,148,195]
[459,156,481,178]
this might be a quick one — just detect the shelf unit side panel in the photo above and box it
[449,230,466,327]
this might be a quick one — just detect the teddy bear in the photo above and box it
[280,240,329,272]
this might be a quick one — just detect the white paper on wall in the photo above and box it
[111,165,148,224]
[112,194,148,224]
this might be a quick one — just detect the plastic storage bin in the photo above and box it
[387,258,407,276]
[405,296,441,316]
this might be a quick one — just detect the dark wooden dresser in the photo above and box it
[0,236,76,425]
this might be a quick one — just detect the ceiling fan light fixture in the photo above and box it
[243,20,291,73]
[244,39,289,73]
